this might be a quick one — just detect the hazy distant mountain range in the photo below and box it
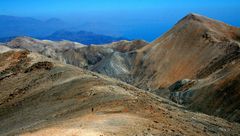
[0,15,66,37]
[42,30,128,45]
[0,15,128,45]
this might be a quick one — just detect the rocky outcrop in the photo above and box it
[0,50,30,80]
[169,79,196,104]
[24,61,53,73]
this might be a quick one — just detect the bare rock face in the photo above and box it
[169,79,196,104]
[91,51,136,83]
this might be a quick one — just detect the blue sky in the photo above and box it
[0,0,240,41]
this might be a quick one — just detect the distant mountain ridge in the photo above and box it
[43,30,129,45]
[0,15,66,38]
[0,15,129,45]
[0,30,129,45]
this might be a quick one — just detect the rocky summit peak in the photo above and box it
[178,13,210,24]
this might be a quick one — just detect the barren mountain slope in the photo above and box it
[0,45,12,53]
[1,49,240,136]
[134,13,240,89]
[6,37,85,63]
[133,13,240,122]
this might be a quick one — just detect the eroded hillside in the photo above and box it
[4,37,148,82]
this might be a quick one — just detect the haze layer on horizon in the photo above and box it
[0,0,240,41]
